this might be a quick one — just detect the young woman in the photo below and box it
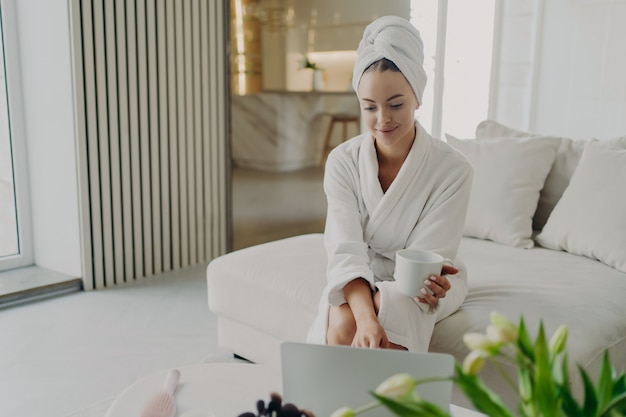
[306,16,473,352]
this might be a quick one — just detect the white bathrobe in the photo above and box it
[306,122,473,351]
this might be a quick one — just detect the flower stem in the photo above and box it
[414,376,450,385]
[353,401,380,414]
[493,360,519,397]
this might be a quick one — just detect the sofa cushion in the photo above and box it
[447,135,558,248]
[435,237,626,357]
[475,120,588,230]
[207,234,326,343]
[535,140,626,273]
[432,237,626,408]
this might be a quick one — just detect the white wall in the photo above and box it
[490,0,541,132]
[534,0,626,139]
[492,0,626,139]
[15,0,82,277]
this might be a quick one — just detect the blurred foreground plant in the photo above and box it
[331,312,626,417]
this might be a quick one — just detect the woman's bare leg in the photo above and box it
[327,291,407,350]
[327,304,356,345]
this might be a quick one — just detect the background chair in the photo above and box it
[320,113,360,164]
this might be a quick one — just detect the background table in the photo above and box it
[105,363,485,417]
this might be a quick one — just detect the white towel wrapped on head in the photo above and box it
[352,15,427,104]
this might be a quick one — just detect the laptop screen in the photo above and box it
[280,342,454,417]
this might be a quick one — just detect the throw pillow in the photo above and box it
[475,120,588,230]
[475,119,531,138]
[535,140,626,273]
[447,135,558,248]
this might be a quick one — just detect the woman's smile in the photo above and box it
[378,125,398,134]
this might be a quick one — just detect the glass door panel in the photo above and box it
[0,13,19,260]
[0,4,31,271]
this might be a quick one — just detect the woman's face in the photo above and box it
[357,69,419,150]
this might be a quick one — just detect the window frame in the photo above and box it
[0,0,34,271]
[412,0,497,139]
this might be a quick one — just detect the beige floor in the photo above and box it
[231,165,326,250]
[0,165,326,417]
[0,262,221,417]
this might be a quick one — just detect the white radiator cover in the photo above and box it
[69,0,230,289]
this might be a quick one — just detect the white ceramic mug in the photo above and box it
[394,249,444,297]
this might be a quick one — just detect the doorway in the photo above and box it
[228,0,496,250]
[228,1,410,250]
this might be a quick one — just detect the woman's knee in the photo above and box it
[326,305,356,345]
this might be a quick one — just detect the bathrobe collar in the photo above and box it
[358,120,431,242]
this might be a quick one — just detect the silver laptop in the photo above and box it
[280,342,454,417]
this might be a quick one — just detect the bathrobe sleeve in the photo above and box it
[322,140,375,306]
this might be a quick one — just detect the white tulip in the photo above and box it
[330,406,355,417]
[374,373,417,398]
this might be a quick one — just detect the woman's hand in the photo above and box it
[352,315,390,349]
[341,278,390,348]
[415,264,457,305]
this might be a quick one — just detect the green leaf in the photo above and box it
[597,351,615,409]
[612,374,626,398]
[533,323,560,417]
[561,353,572,392]
[558,385,584,417]
[517,318,535,361]
[517,363,540,417]
[580,365,600,416]
[371,392,451,417]
[600,392,626,416]
[454,364,516,417]
[551,355,565,386]
[518,365,533,403]
[555,352,584,417]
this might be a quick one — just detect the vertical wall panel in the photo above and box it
[214,0,230,253]
[69,0,230,289]
[166,0,180,271]
[136,0,153,277]
[115,0,136,282]
[209,1,221,255]
[126,0,144,281]
[69,0,94,290]
[175,0,188,270]
[104,0,125,285]
[80,0,105,289]
[193,0,204,261]
[92,0,115,285]
[146,0,162,275]
[200,0,211,261]
[156,0,171,273]
[184,1,197,266]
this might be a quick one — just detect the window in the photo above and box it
[0,1,32,271]
[411,0,496,139]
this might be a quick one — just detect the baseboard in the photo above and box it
[0,265,82,309]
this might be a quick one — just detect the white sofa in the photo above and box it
[207,121,626,409]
